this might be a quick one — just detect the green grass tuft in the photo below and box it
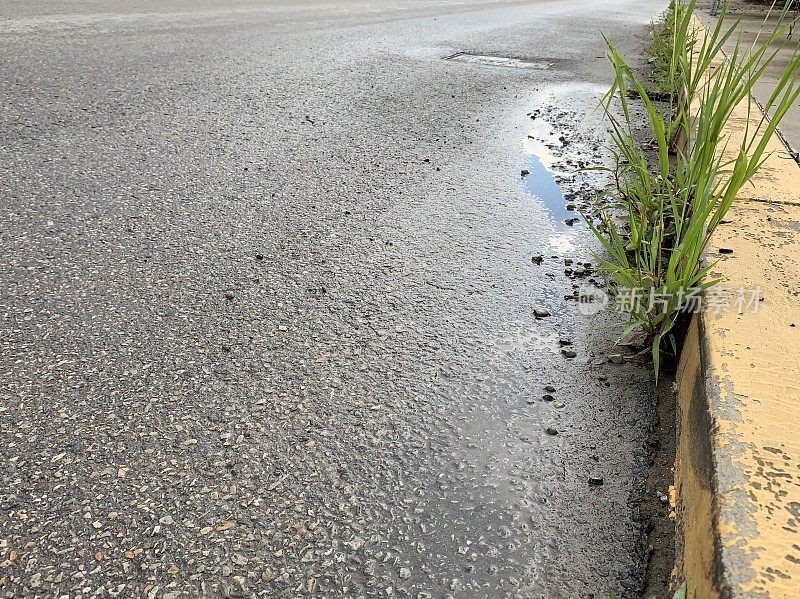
[588,0,800,379]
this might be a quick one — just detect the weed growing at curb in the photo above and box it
[588,0,800,377]
[645,2,683,101]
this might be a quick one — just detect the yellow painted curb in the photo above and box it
[674,17,800,599]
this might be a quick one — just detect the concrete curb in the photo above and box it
[673,17,800,599]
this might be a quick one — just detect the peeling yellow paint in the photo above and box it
[702,200,800,597]
[675,18,800,599]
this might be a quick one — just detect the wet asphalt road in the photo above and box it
[1,1,667,597]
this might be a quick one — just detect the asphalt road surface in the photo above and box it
[1,1,667,597]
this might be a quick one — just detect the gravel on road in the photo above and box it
[1,1,668,597]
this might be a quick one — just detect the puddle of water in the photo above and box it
[523,119,563,168]
[521,117,582,249]
[522,154,576,230]
[548,231,577,253]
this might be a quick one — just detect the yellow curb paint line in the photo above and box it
[675,16,800,599]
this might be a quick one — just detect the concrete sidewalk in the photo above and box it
[697,5,800,158]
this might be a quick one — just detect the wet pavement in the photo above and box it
[1,0,667,597]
